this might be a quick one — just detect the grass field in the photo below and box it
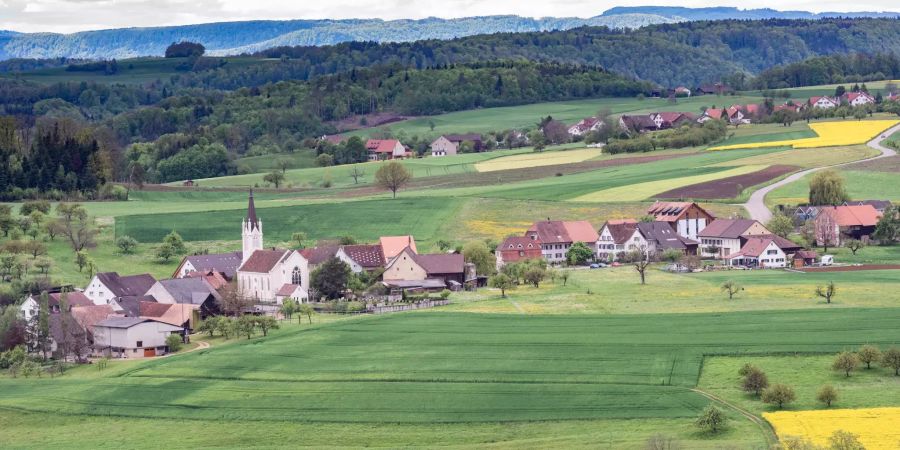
[570,165,768,202]
[710,119,900,150]
[708,144,878,169]
[234,149,318,172]
[715,123,817,147]
[769,169,900,206]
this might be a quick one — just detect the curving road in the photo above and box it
[742,123,900,222]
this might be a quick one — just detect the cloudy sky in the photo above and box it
[2,0,899,33]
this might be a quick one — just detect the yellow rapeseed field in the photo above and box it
[710,120,900,150]
[764,407,900,450]
[569,165,768,202]
[475,148,602,172]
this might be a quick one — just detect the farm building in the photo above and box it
[646,202,715,241]
[496,236,543,269]
[84,272,157,307]
[597,219,642,262]
[382,247,464,289]
[842,91,875,106]
[808,96,839,109]
[814,205,881,246]
[636,221,699,256]
[20,291,92,323]
[430,134,484,156]
[145,278,223,319]
[173,252,243,280]
[567,117,604,136]
[525,220,600,264]
[336,244,387,273]
[93,317,183,359]
[698,219,772,259]
[724,236,790,268]
[366,139,411,161]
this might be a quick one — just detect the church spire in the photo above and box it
[246,189,259,231]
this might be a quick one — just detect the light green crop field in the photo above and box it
[768,169,900,206]
[2,309,899,448]
[234,149,318,172]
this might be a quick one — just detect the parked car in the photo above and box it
[820,255,834,266]
[589,263,608,269]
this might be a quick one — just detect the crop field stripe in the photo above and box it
[710,120,900,150]
[568,165,768,202]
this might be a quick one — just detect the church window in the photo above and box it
[292,267,302,285]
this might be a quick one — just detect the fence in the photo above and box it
[367,300,450,314]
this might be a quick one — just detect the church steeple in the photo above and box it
[242,189,263,264]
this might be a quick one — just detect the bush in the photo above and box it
[439,289,451,300]
[165,334,183,352]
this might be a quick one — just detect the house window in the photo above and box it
[136,340,143,348]
[292,267,302,285]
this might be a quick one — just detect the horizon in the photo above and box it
[2,2,900,34]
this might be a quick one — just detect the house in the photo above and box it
[843,92,875,106]
[793,205,821,222]
[84,272,157,306]
[145,278,223,319]
[69,305,121,342]
[20,291,92,323]
[47,311,90,360]
[808,96,839,109]
[619,115,658,133]
[430,134,484,156]
[568,117,604,136]
[597,219,643,262]
[184,269,229,290]
[636,221,699,255]
[336,244,386,273]
[173,252,243,280]
[366,139,410,161]
[696,83,733,95]
[651,112,696,129]
[793,250,818,268]
[93,317,184,359]
[182,180,194,187]
[299,244,341,269]
[697,108,730,123]
[526,220,600,264]
[236,192,310,303]
[382,247,464,288]
[379,235,417,261]
[843,200,892,214]
[774,103,802,114]
[698,219,772,258]
[139,302,195,329]
[674,86,691,97]
[496,236,543,269]
[724,236,790,268]
[115,295,157,317]
[815,205,882,246]
[647,202,715,241]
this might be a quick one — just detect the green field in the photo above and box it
[234,149,319,173]
[769,169,900,206]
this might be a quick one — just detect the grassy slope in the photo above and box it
[769,169,900,205]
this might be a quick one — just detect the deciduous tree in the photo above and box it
[857,344,881,369]
[832,351,858,377]
[374,161,412,198]
[489,274,514,298]
[721,280,741,300]
[815,281,837,304]
[882,347,900,375]
[566,241,595,266]
[742,367,768,396]
[311,257,351,300]
[762,384,796,409]
[766,212,795,238]
[263,169,286,188]
[695,405,727,434]
[809,169,849,206]
[463,241,494,276]
[816,384,838,407]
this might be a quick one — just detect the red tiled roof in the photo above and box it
[602,220,639,244]
[647,201,714,222]
[70,305,121,336]
[340,244,386,268]
[500,236,542,250]
[366,139,402,153]
[704,108,724,119]
[40,291,93,309]
[380,236,417,260]
[414,253,464,275]
[276,284,302,296]
[299,245,340,265]
[818,205,881,227]
[727,237,776,258]
[844,92,873,102]
[239,249,289,273]
[139,301,172,318]
[527,220,598,244]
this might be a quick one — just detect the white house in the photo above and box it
[93,317,183,359]
[809,96,839,109]
[567,117,603,136]
[646,202,715,241]
[20,291,92,323]
[430,136,458,157]
[724,237,788,268]
[844,92,875,106]
[84,272,157,306]
[597,220,646,262]
[236,192,310,303]
[698,219,771,259]
[525,220,600,264]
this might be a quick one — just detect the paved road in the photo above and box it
[742,123,900,222]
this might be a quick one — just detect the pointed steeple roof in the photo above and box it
[246,189,259,231]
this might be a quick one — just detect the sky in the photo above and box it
[1,0,899,34]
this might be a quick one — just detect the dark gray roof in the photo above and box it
[698,219,760,239]
[158,278,222,305]
[95,316,151,328]
[116,295,157,317]
[637,222,699,250]
[246,190,260,231]
[183,252,243,279]
[96,272,157,298]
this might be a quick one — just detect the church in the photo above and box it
[236,191,311,304]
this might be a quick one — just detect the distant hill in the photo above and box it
[3,6,899,61]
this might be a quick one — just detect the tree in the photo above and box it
[237,315,256,339]
[566,242,595,266]
[857,344,881,369]
[291,232,308,249]
[832,351,858,377]
[155,243,176,262]
[882,347,900,376]
[281,300,297,319]
[816,384,838,407]
[845,239,864,255]
[348,167,365,184]
[25,241,47,259]
[809,170,849,206]
[463,241,494,276]
[436,239,452,252]
[523,265,547,288]
[721,280,741,300]
[632,247,652,285]
[263,169,286,188]
[197,317,219,337]
[374,161,412,198]
[661,248,682,263]
[559,270,570,286]
[255,316,279,336]
[742,367,769,396]
[217,282,253,316]
[216,317,235,339]
[276,159,293,174]
[766,212,795,238]
[694,405,727,433]
[815,212,838,252]
[311,257,351,300]
[36,291,51,360]
[873,206,899,244]
[165,41,205,58]
[58,204,97,252]
[762,384,796,409]
[489,274,515,298]
[74,251,89,272]
[165,334,183,352]
[116,236,138,254]
[828,430,865,450]
[163,230,186,255]
[298,304,314,324]
[815,281,837,304]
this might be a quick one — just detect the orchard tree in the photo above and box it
[742,367,769,396]
[845,239,864,256]
[857,344,881,369]
[263,169,286,188]
[816,385,838,407]
[832,351,859,377]
[489,274,515,298]
[695,405,727,434]
[566,241,595,265]
[815,281,837,304]
[374,161,412,198]
[882,347,900,376]
[762,384,796,409]
[766,212,795,238]
[721,280,741,300]
[163,230,186,255]
[116,236,138,254]
[463,241,494,276]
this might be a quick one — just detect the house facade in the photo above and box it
[725,237,788,268]
[93,317,183,359]
[84,272,157,306]
[525,220,600,264]
[20,291,92,323]
[336,244,386,273]
[698,219,771,258]
[646,202,715,241]
[636,221,699,256]
[809,96,838,109]
[843,92,875,106]
[430,136,458,157]
[496,236,543,269]
[568,117,604,136]
[597,220,644,262]
[366,139,409,161]
[814,205,881,246]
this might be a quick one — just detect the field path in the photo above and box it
[690,387,777,447]
[742,123,900,222]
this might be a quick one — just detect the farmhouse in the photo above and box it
[843,91,875,106]
[173,251,243,280]
[843,200,892,214]
[773,103,802,113]
[139,302,194,329]
[430,134,484,156]
[84,272,157,306]
[724,236,790,268]
[651,112,696,129]
[619,115,658,133]
[674,86,691,97]
[20,291,92,323]
[568,117,604,136]
[336,244,387,273]
[145,277,223,319]
[698,219,772,258]
[382,247,464,288]
[300,244,341,270]
[808,96,839,109]
[646,201,715,241]
[814,205,881,246]
[525,220,600,264]
[366,139,411,161]
[697,108,724,123]
[380,235,417,261]
[93,317,183,359]
[636,221,699,256]
[597,219,643,262]
[496,236,543,269]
